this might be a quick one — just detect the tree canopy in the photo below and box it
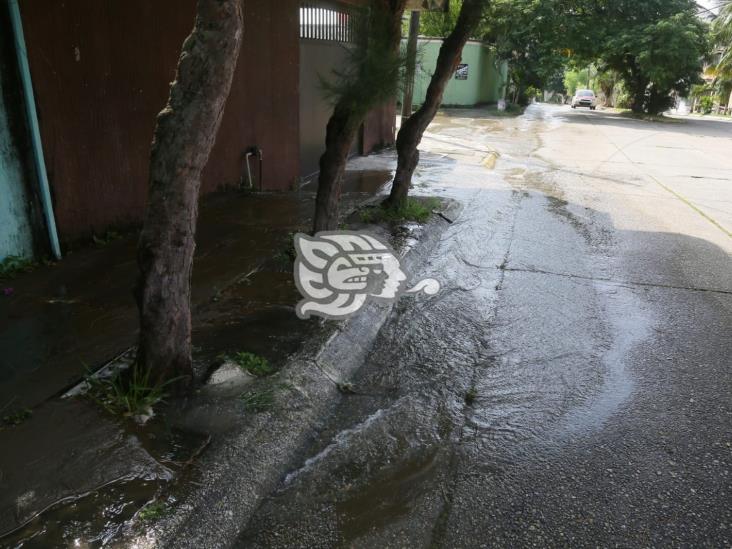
[432,0,711,113]
[588,0,709,113]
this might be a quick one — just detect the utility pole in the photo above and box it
[401,10,420,120]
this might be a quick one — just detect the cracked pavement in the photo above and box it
[235,105,732,548]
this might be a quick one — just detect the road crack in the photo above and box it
[503,266,732,296]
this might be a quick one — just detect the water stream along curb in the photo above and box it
[127,200,463,548]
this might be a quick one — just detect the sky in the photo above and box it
[697,0,722,15]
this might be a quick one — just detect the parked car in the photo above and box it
[571,89,597,110]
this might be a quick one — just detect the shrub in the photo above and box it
[699,96,714,114]
[229,352,273,377]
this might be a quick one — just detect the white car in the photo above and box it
[571,89,597,110]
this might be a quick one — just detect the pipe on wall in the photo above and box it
[7,0,61,260]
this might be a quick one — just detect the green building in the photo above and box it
[407,38,507,108]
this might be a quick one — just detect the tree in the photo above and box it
[313,0,408,232]
[601,7,708,113]
[711,0,732,109]
[712,0,732,77]
[484,0,569,104]
[562,0,708,114]
[564,69,588,97]
[135,0,243,386]
[402,10,421,118]
[385,0,489,209]
[484,0,709,114]
[595,69,619,107]
[420,0,483,38]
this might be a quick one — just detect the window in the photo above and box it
[300,2,354,42]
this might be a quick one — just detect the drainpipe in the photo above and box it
[8,0,61,260]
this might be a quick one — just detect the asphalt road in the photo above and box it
[236,105,732,548]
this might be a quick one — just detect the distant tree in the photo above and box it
[596,69,619,107]
[313,0,408,232]
[419,0,463,37]
[483,0,569,104]
[545,69,568,96]
[136,0,243,386]
[420,0,487,38]
[712,0,732,109]
[563,69,583,97]
[567,0,708,114]
[484,0,709,114]
[713,0,732,77]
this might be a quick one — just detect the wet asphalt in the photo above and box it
[235,105,732,548]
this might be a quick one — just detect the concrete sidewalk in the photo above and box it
[0,170,391,541]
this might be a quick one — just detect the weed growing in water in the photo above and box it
[359,198,439,224]
[1,407,32,427]
[223,352,273,377]
[241,388,276,412]
[138,501,168,521]
[85,364,177,418]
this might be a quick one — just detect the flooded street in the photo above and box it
[237,105,732,547]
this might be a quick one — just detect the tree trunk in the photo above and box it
[630,84,646,113]
[385,0,487,209]
[135,0,243,386]
[313,104,361,232]
[600,79,615,108]
[401,10,421,119]
[313,0,407,233]
[647,85,665,115]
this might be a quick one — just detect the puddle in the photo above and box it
[300,169,393,195]
[0,397,208,547]
[4,479,160,548]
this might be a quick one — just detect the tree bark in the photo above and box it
[312,0,408,233]
[385,0,487,209]
[401,11,421,119]
[313,104,361,232]
[627,60,648,114]
[135,0,243,386]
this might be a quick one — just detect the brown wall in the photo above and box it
[362,101,397,155]
[19,0,300,243]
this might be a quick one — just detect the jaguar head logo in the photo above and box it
[293,231,439,320]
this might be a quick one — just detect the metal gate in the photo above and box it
[298,1,360,179]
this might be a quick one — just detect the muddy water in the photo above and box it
[8,479,158,547]
[235,106,655,547]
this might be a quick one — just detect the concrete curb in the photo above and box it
[130,200,463,548]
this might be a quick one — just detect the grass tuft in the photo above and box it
[0,255,37,280]
[2,407,32,427]
[225,352,273,377]
[85,364,176,418]
[360,198,440,225]
[241,388,276,412]
[138,501,168,521]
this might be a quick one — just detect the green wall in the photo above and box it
[0,57,33,261]
[407,39,507,107]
